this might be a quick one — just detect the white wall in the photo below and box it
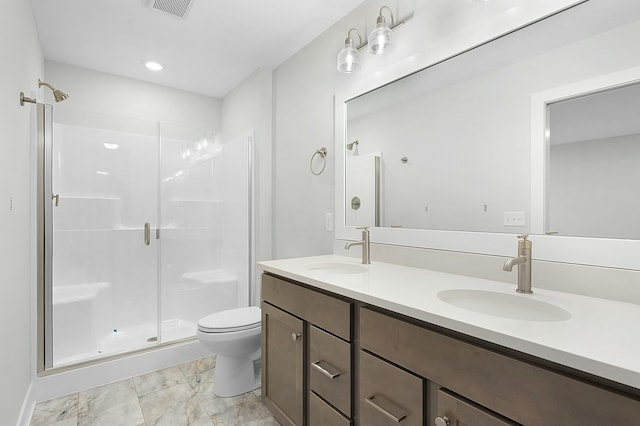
[221,68,273,304]
[0,1,44,424]
[44,61,222,130]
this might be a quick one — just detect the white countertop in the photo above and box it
[257,255,640,390]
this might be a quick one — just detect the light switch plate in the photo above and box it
[325,213,334,231]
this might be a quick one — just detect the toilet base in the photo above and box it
[212,350,261,397]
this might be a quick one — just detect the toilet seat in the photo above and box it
[198,306,261,333]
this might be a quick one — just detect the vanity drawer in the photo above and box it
[359,350,423,426]
[309,325,352,417]
[360,306,640,425]
[262,273,352,341]
[309,391,351,426]
[436,388,519,426]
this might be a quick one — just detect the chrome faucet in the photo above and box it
[503,234,532,294]
[345,226,371,264]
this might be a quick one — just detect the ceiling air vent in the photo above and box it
[152,0,194,19]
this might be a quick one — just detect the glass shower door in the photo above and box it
[159,126,253,342]
[48,111,160,367]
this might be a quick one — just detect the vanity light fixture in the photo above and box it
[368,6,395,55]
[337,28,363,73]
[337,7,408,74]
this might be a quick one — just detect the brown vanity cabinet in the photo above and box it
[360,306,640,426]
[261,273,354,426]
[261,273,640,426]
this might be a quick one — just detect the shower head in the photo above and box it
[347,140,359,150]
[38,79,69,102]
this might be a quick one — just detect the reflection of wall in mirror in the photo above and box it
[549,134,640,239]
[345,154,380,228]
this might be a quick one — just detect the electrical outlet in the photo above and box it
[504,211,526,226]
[325,213,334,231]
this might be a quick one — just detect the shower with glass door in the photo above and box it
[36,104,253,370]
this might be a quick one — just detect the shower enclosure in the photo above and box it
[36,104,253,370]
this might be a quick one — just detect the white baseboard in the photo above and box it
[16,380,35,426]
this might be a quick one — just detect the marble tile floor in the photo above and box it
[30,355,279,426]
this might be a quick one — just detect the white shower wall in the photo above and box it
[50,113,251,367]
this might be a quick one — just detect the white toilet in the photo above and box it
[197,306,262,397]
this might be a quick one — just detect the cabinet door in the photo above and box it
[261,302,304,426]
[436,389,519,426]
[360,351,423,426]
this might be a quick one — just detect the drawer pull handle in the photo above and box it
[312,360,342,379]
[365,395,407,423]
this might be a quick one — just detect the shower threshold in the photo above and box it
[52,318,196,368]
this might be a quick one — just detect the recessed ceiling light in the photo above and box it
[144,61,163,71]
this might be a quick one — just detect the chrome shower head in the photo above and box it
[347,140,359,150]
[38,79,69,102]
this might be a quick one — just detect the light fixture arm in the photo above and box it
[377,6,395,27]
[345,27,363,48]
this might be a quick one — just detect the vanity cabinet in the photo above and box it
[261,272,640,426]
[261,273,354,426]
[360,306,640,426]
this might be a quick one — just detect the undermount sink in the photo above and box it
[437,289,571,322]
[306,262,368,274]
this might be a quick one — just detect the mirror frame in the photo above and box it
[530,66,640,270]
[335,0,640,270]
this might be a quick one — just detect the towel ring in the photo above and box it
[310,147,328,175]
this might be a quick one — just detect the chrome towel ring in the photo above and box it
[310,147,328,175]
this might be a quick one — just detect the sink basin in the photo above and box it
[437,289,571,322]
[306,262,368,274]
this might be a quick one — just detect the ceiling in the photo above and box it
[30,0,366,98]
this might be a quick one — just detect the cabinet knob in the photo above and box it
[291,332,300,342]
[434,416,450,426]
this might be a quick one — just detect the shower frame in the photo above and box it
[35,104,255,375]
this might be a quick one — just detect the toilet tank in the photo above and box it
[172,269,238,325]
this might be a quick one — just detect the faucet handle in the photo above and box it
[356,226,370,231]
[517,234,529,241]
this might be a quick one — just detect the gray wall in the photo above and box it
[0,1,44,424]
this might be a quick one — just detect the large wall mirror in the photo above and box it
[336,0,640,269]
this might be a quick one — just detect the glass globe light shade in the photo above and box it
[368,17,392,55]
[337,41,362,73]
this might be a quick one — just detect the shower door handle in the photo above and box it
[144,222,151,246]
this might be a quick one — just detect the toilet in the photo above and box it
[197,306,262,397]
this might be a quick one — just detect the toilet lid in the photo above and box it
[198,306,261,333]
